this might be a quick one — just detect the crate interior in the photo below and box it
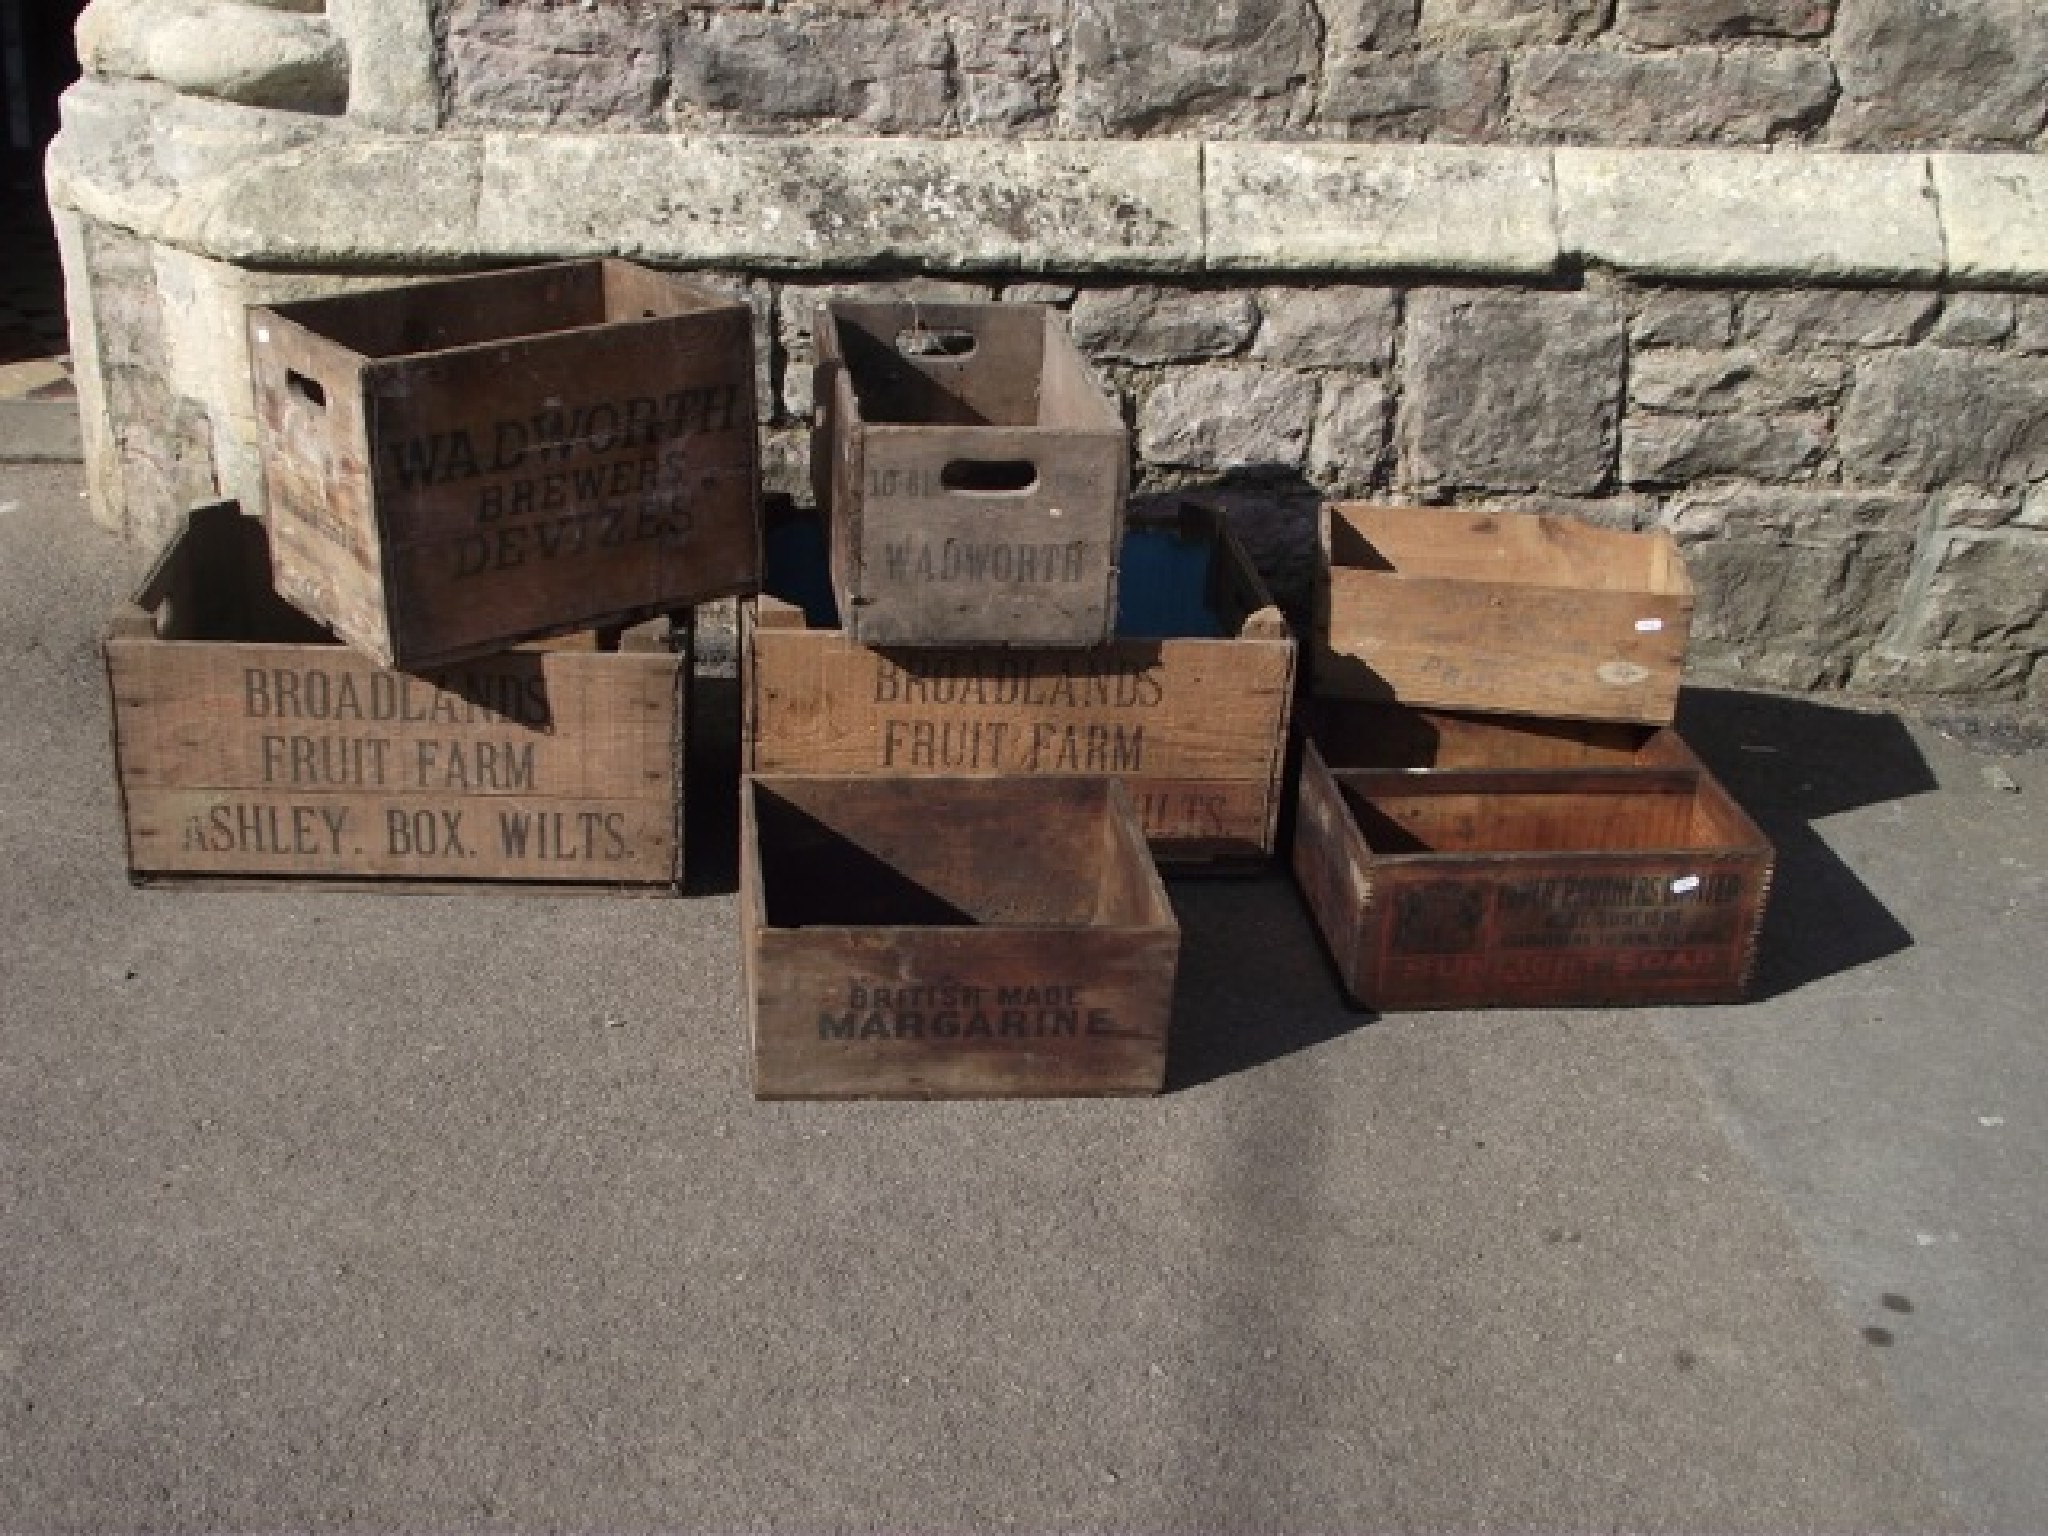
[1337,773,1750,857]
[752,777,1155,930]
[831,303,1046,428]
[1313,703,1664,772]
[1328,504,1688,596]
[268,261,725,361]
[764,504,1223,638]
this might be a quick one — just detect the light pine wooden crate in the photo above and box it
[106,504,688,891]
[1313,503,1694,725]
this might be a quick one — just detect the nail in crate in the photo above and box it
[743,500,1296,869]
[812,300,1128,648]
[105,504,689,891]
[1314,504,1694,725]
[249,259,759,671]
[1291,704,1773,1010]
[742,775,1180,1100]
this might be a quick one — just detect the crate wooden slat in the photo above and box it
[813,300,1128,648]
[1292,729,1772,1010]
[251,259,758,669]
[744,500,1295,869]
[105,503,687,890]
[742,774,1180,1099]
[1313,503,1694,725]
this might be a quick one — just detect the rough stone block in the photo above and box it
[1631,291,1737,349]
[1399,289,1624,494]
[1309,375,1391,487]
[1928,294,2017,348]
[1319,54,1507,140]
[187,136,484,266]
[1066,0,1320,135]
[1070,286,1258,364]
[1664,486,1920,689]
[1510,47,1837,145]
[2016,298,2048,356]
[1324,0,1422,52]
[1622,413,1829,484]
[1895,532,2048,651]
[951,11,1060,131]
[1615,0,1835,45]
[476,137,1204,272]
[1207,144,1559,273]
[78,0,346,112]
[1002,283,1078,306]
[326,0,438,130]
[1139,366,1318,472]
[1250,287,1400,370]
[1932,156,2048,288]
[1556,149,1945,281]
[446,0,665,126]
[1628,349,1846,414]
[1740,288,1938,349]
[1418,0,1612,48]
[1839,350,2048,490]
[671,12,952,131]
[1831,0,2048,147]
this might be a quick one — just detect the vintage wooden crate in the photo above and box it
[812,300,1128,648]
[1302,698,1699,774]
[1314,503,1694,725]
[105,503,688,890]
[1292,726,1772,1011]
[743,774,1179,1098]
[744,500,1295,869]
[250,259,758,670]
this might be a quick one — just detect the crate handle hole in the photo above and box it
[941,459,1038,494]
[897,328,977,359]
[286,370,327,409]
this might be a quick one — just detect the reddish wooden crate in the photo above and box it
[744,501,1295,869]
[250,260,758,670]
[105,503,688,890]
[1292,711,1772,1010]
[813,300,1128,648]
[1314,503,1694,725]
[742,774,1179,1099]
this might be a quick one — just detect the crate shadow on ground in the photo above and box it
[1164,874,1373,1091]
[1674,686,1930,1000]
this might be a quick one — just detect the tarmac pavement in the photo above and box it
[2,448,2043,1532]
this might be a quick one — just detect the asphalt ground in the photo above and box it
[3,452,2042,1532]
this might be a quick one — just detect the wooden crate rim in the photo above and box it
[1321,501,1695,600]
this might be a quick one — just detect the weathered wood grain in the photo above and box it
[741,774,1179,1099]
[1313,503,1694,725]
[250,259,758,669]
[105,503,687,889]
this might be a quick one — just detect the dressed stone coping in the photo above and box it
[44,76,2048,285]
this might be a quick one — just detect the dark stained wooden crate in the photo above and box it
[1291,722,1772,1011]
[105,503,688,890]
[743,500,1295,869]
[1314,503,1694,725]
[812,300,1128,648]
[250,260,758,670]
[742,774,1180,1099]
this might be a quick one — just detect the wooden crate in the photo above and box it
[812,300,1128,648]
[250,259,758,670]
[1291,730,1772,1011]
[1314,503,1694,725]
[742,774,1179,1099]
[105,503,688,890]
[744,500,1296,869]
[1302,698,1698,774]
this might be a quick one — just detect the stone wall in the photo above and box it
[44,0,2048,706]
[441,0,2048,151]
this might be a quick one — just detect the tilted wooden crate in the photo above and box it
[1292,710,1772,1010]
[742,775,1180,1099]
[744,501,1295,869]
[812,300,1128,648]
[106,503,688,890]
[1314,503,1694,725]
[250,259,758,669]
